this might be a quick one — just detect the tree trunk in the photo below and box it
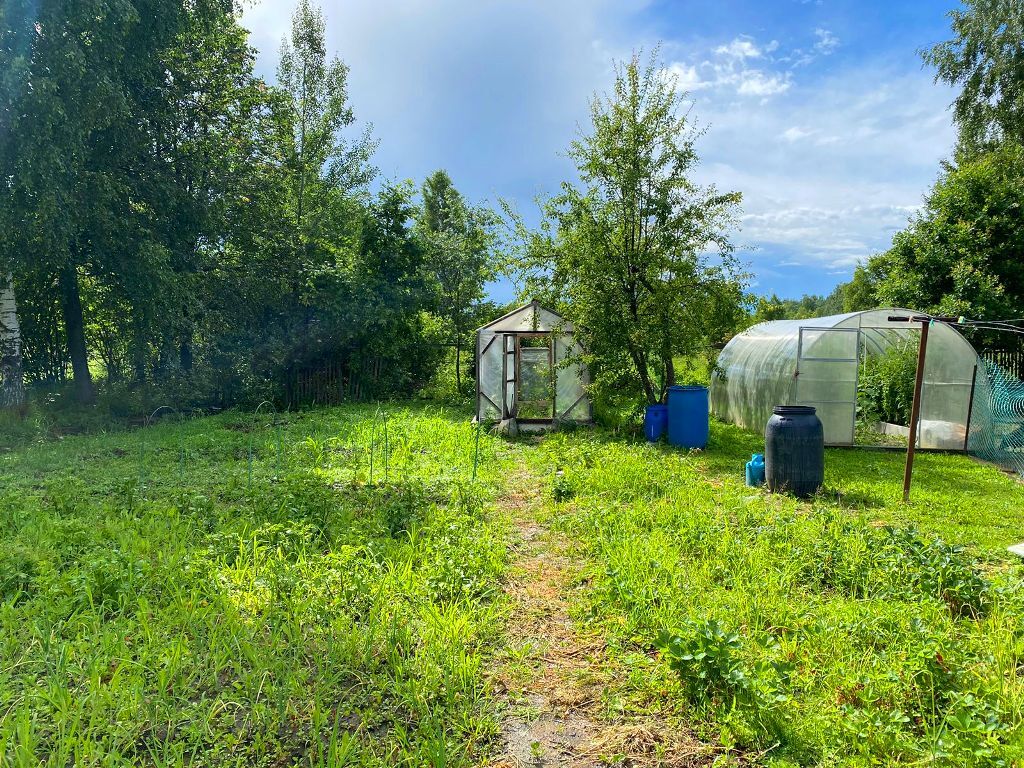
[455,338,462,393]
[59,264,94,404]
[130,317,149,384]
[0,273,24,409]
[624,338,656,405]
[663,354,675,399]
[180,336,193,374]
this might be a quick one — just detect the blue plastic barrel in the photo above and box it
[644,404,668,441]
[667,385,709,449]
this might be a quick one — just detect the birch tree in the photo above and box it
[0,274,23,408]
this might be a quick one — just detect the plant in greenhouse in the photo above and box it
[858,339,919,426]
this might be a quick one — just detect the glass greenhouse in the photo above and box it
[475,301,591,426]
[710,309,982,449]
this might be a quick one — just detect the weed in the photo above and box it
[2,405,1024,765]
[0,543,42,604]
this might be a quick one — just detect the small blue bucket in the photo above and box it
[745,453,765,487]
[644,404,668,442]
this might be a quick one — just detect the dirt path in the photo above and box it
[485,468,709,768]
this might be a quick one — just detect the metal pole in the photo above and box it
[963,364,978,452]
[472,420,481,481]
[903,319,930,503]
[383,413,389,483]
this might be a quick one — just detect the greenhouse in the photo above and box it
[710,308,982,450]
[475,300,591,427]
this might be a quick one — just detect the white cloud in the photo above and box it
[813,28,840,55]
[668,32,791,101]
[715,36,762,59]
[239,3,956,293]
[241,0,647,201]
[664,62,708,92]
[690,63,954,273]
[782,126,815,142]
[737,71,791,97]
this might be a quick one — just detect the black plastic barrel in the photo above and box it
[765,405,824,498]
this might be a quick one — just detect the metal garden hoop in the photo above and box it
[138,405,183,490]
[248,401,282,491]
[369,408,390,484]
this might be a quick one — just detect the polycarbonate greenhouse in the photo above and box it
[475,301,591,427]
[711,309,982,449]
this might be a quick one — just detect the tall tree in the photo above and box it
[130,0,272,381]
[275,0,375,312]
[867,141,1024,319]
[417,170,495,393]
[923,0,1024,155]
[0,0,190,402]
[511,53,745,409]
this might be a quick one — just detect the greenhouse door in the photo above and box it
[516,334,554,422]
[795,327,860,446]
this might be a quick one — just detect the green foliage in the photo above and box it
[416,171,497,396]
[657,621,793,714]
[4,398,1024,764]
[0,1,461,413]
[750,276,877,325]
[923,0,1024,155]
[506,51,747,411]
[858,338,919,426]
[855,2,1024,324]
[866,143,1024,321]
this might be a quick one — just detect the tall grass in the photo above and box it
[0,404,507,766]
[5,402,1024,765]
[532,423,1024,765]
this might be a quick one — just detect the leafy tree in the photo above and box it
[867,142,1024,319]
[0,0,266,401]
[840,267,879,313]
[511,53,745,409]
[275,0,375,305]
[923,0,1024,155]
[417,170,495,394]
[0,0,467,412]
[0,0,182,402]
[348,182,438,392]
[748,273,878,327]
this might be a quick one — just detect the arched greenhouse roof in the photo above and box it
[710,308,982,448]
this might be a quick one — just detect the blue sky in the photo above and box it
[240,0,961,303]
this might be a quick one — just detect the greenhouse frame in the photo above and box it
[475,300,591,427]
[710,308,983,450]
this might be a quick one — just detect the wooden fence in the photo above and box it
[982,348,1024,381]
[286,358,383,408]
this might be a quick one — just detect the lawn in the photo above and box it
[1,404,1023,766]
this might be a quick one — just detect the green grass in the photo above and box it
[0,404,509,766]
[2,405,1024,766]
[530,421,1024,765]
